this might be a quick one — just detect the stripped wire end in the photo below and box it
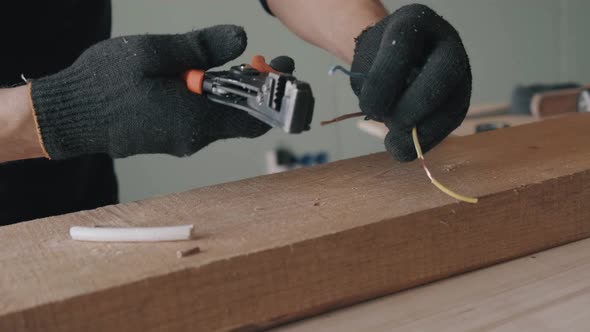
[324,64,476,204]
[412,127,478,204]
[328,65,366,78]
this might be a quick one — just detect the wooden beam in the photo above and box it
[357,114,537,139]
[3,114,590,332]
[274,237,590,332]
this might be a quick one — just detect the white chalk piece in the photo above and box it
[70,225,194,242]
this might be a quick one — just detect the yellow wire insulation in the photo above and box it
[412,127,478,204]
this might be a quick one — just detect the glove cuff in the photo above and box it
[30,69,110,160]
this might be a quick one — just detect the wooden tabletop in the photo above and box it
[276,237,590,332]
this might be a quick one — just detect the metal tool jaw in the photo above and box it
[202,64,314,134]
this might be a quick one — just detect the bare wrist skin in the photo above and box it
[267,0,389,63]
[0,84,46,163]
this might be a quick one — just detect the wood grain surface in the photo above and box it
[275,238,590,332]
[2,113,590,331]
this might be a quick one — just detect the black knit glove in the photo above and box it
[30,25,270,160]
[351,4,472,161]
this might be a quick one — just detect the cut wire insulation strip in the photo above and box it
[324,64,479,204]
[70,224,194,242]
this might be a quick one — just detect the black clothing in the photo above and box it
[0,1,117,225]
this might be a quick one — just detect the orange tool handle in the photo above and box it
[250,55,280,74]
[183,69,206,95]
[183,55,279,95]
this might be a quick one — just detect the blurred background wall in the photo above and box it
[111,0,590,202]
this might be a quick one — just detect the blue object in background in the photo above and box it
[299,154,314,166]
[275,149,330,168]
[315,152,329,165]
[295,152,329,167]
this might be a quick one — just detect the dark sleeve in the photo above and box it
[259,0,274,16]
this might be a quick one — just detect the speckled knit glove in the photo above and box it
[30,25,270,160]
[351,4,472,161]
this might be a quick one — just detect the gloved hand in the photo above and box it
[30,25,270,160]
[351,4,472,162]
